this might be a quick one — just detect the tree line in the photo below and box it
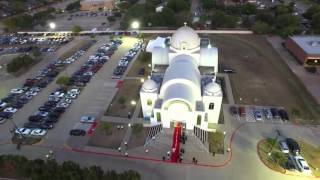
[0,155,141,180]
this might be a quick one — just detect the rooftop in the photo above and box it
[290,36,320,55]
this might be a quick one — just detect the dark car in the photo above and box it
[44,116,58,123]
[286,138,300,154]
[52,107,66,114]
[270,108,280,118]
[24,122,41,128]
[278,109,289,121]
[11,102,24,109]
[0,112,13,119]
[39,106,52,112]
[69,129,86,136]
[229,106,238,116]
[28,115,44,122]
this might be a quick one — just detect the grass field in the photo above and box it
[208,131,224,155]
[126,51,151,78]
[210,35,320,123]
[298,141,320,177]
[105,79,141,117]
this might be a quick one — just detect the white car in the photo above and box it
[57,102,69,108]
[30,129,47,136]
[80,115,96,123]
[66,93,77,99]
[15,128,31,135]
[83,71,94,76]
[30,87,41,92]
[10,88,24,94]
[279,141,289,154]
[26,91,37,96]
[0,102,7,108]
[4,107,18,113]
[68,88,80,95]
[51,91,65,98]
[293,155,312,175]
[62,98,72,104]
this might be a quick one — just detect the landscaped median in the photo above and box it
[257,138,320,177]
[257,139,287,174]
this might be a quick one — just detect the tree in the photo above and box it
[31,46,41,57]
[71,25,82,33]
[3,15,33,31]
[65,0,80,11]
[311,12,320,34]
[202,0,215,10]
[276,14,300,37]
[6,55,34,73]
[256,11,274,25]
[56,75,70,87]
[167,0,190,12]
[252,21,272,34]
[118,96,127,107]
[107,16,116,22]
[242,3,257,15]
[303,5,320,20]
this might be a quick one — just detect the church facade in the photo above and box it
[140,26,222,131]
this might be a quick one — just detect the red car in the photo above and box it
[239,107,246,117]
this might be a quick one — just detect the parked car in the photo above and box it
[3,107,18,113]
[15,128,31,135]
[0,117,7,124]
[80,115,96,123]
[263,108,272,119]
[293,155,312,175]
[30,129,47,136]
[278,109,289,121]
[69,129,86,136]
[254,110,262,121]
[270,108,280,118]
[10,88,25,94]
[279,140,290,154]
[286,138,300,154]
[229,106,238,116]
[239,106,246,117]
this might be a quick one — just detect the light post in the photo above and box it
[8,117,24,149]
[49,22,56,30]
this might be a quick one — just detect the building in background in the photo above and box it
[140,25,222,132]
[80,0,115,11]
[285,36,320,66]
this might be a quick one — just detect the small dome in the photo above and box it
[171,26,200,50]
[142,79,158,93]
[204,82,222,96]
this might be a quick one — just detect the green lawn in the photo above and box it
[208,131,224,155]
[298,141,320,177]
[257,139,287,173]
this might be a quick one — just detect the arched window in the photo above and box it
[147,99,152,106]
[197,115,201,125]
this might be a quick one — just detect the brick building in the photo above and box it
[80,0,115,11]
[285,36,320,66]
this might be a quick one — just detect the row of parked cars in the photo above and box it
[230,106,289,121]
[112,41,142,78]
[0,45,91,124]
[278,138,312,175]
[0,35,72,46]
[16,39,122,138]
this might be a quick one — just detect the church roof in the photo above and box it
[171,26,200,50]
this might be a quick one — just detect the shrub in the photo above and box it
[6,55,34,73]
[101,122,112,135]
[56,76,70,87]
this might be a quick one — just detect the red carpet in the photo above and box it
[171,124,181,162]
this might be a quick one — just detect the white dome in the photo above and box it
[204,82,222,96]
[142,79,158,93]
[171,26,200,50]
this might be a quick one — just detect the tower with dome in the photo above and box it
[140,25,222,132]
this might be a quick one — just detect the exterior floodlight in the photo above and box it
[131,21,140,29]
[140,78,145,83]
[49,22,56,29]
[131,100,136,105]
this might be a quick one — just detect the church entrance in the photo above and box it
[170,121,186,129]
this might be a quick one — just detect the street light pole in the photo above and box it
[8,117,25,149]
